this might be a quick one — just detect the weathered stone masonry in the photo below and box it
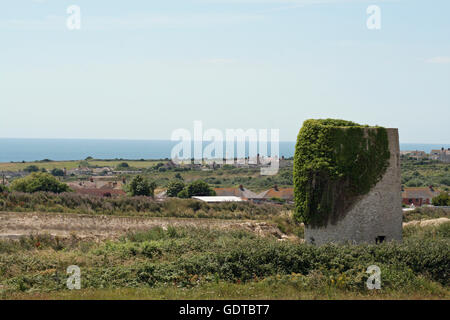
[305,128,403,245]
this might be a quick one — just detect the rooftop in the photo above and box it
[192,196,243,203]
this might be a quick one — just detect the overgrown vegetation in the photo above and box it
[177,180,216,198]
[10,172,70,194]
[0,191,291,220]
[432,192,450,206]
[402,206,449,222]
[401,157,450,191]
[126,175,156,197]
[293,119,390,227]
[0,224,448,299]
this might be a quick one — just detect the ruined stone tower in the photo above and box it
[294,120,402,245]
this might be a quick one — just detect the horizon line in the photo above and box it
[0,137,449,145]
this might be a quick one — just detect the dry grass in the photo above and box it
[4,282,448,300]
[0,160,161,172]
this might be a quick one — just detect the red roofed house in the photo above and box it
[256,185,294,203]
[214,185,258,200]
[401,186,440,206]
[67,180,126,197]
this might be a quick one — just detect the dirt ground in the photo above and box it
[0,211,286,241]
[403,217,449,227]
[2,211,446,243]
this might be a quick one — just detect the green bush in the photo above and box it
[24,165,39,173]
[1,227,448,294]
[127,175,156,197]
[432,192,450,206]
[166,181,185,197]
[185,180,216,197]
[116,162,130,170]
[50,168,65,177]
[10,172,70,193]
[176,180,216,198]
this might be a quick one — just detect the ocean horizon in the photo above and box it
[0,138,449,163]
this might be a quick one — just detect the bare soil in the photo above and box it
[403,217,450,227]
[0,211,286,241]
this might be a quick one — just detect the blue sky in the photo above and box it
[1,0,449,143]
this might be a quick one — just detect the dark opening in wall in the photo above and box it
[376,236,386,244]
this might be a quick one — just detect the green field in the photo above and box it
[0,160,162,172]
[401,157,450,191]
[2,157,449,193]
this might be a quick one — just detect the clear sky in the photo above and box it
[1,0,449,143]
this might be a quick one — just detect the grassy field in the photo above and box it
[3,157,449,192]
[0,159,294,191]
[401,157,450,191]
[0,222,448,300]
[5,282,447,300]
[0,160,162,172]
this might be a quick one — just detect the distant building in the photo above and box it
[192,196,243,203]
[155,190,167,201]
[402,186,440,206]
[67,180,125,197]
[1,171,27,179]
[214,185,258,200]
[66,167,92,176]
[71,188,126,197]
[256,185,294,202]
[430,148,450,163]
[400,150,427,160]
[113,170,142,175]
[92,167,114,175]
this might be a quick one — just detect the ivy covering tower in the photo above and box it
[294,119,402,244]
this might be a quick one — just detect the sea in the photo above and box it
[0,139,449,163]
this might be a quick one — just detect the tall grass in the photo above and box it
[0,224,448,298]
[0,191,291,220]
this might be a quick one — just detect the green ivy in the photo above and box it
[293,119,390,227]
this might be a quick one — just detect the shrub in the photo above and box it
[406,179,424,187]
[50,168,65,177]
[432,192,450,206]
[1,227,448,294]
[10,172,70,193]
[127,175,156,197]
[116,162,130,170]
[184,180,216,197]
[24,165,40,173]
[177,189,189,199]
[166,181,185,197]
